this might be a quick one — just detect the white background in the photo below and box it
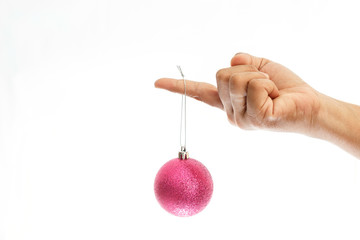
[1,0,360,239]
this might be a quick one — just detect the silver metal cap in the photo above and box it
[178,146,189,160]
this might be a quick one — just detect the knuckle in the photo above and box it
[175,79,184,91]
[229,74,241,86]
[193,82,202,101]
[248,79,263,90]
[229,73,250,90]
[216,69,227,81]
[193,81,200,92]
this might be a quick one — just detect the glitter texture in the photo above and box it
[154,158,213,217]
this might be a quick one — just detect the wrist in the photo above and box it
[310,93,337,139]
[311,93,360,158]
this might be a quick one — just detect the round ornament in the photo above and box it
[154,157,213,217]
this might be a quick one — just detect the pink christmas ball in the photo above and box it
[154,158,213,217]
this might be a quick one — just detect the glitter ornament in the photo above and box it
[154,66,213,217]
[154,157,213,217]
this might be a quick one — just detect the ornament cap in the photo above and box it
[178,146,189,160]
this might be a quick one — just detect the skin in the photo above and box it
[155,53,360,159]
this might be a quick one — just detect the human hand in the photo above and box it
[155,53,360,158]
[155,53,321,135]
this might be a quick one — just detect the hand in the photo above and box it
[155,53,321,135]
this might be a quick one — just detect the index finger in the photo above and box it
[155,78,224,110]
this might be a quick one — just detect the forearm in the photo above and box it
[313,94,360,159]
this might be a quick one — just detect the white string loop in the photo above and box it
[177,65,186,152]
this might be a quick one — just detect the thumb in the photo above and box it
[231,53,271,71]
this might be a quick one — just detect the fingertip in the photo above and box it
[154,78,171,89]
[231,53,251,66]
[154,78,164,88]
[154,79,160,88]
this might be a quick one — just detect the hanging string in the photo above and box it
[177,66,186,152]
